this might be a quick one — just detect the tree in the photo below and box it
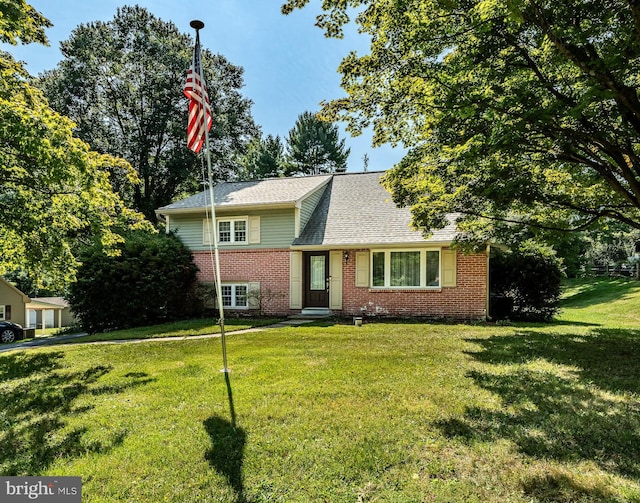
[238,134,286,180]
[40,6,259,222]
[1,3,148,292]
[283,0,640,240]
[285,111,350,175]
[68,230,200,333]
[583,224,640,273]
[0,0,51,45]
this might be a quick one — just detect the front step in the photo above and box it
[294,307,331,318]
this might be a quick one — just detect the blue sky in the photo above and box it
[7,0,406,171]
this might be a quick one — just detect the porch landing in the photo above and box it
[290,308,332,319]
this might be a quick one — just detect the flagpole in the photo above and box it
[190,20,229,373]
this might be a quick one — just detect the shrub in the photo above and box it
[68,230,201,332]
[490,241,564,321]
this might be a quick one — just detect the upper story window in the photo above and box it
[204,217,248,245]
[371,249,440,288]
[219,219,247,244]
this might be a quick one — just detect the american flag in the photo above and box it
[184,35,212,153]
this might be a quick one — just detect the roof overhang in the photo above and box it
[27,301,66,310]
[290,240,457,251]
[156,201,298,217]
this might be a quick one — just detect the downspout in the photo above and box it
[486,244,491,321]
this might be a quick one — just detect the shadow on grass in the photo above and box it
[468,328,640,394]
[520,472,619,502]
[204,416,247,502]
[204,372,248,503]
[0,351,154,475]
[525,319,600,327]
[437,328,640,499]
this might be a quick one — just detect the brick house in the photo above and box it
[156,171,489,320]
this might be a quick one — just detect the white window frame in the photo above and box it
[203,217,248,246]
[220,283,249,309]
[370,248,441,288]
[0,305,4,320]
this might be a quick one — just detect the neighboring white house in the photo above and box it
[27,297,75,330]
[0,277,76,331]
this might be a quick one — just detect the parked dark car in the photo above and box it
[0,321,24,343]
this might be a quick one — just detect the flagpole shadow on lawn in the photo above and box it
[204,372,247,502]
[225,371,237,428]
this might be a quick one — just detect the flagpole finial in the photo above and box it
[190,20,205,31]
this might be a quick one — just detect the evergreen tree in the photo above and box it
[238,135,286,180]
[285,111,349,175]
[68,230,200,333]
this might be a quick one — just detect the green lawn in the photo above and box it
[1,278,639,502]
[64,317,283,343]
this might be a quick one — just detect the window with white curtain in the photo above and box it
[371,249,441,288]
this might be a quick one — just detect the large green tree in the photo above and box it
[40,6,259,222]
[283,0,640,240]
[1,1,147,291]
[238,134,287,180]
[285,111,350,175]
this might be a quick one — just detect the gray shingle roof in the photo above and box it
[157,174,332,212]
[293,172,459,246]
[157,171,460,246]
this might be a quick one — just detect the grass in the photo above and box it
[59,317,283,343]
[0,278,639,502]
[557,276,640,327]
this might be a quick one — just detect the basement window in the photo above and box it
[221,284,248,309]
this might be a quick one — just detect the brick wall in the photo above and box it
[193,248,488,320]
[341,249,488,320]
[192,249,291,315]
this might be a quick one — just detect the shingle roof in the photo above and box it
[293,171,460,246]
[157,171,460,246]
[28,297,69,310]
[157,175,332,212]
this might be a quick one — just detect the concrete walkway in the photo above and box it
[0,318,319,353]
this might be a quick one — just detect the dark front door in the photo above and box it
[304,251,329,308]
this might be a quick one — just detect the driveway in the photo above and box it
[0,332,89,353]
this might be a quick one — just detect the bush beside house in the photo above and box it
[490,241,564,321]
[68,231,200,333]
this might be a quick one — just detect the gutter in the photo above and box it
[290,241,457,251]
